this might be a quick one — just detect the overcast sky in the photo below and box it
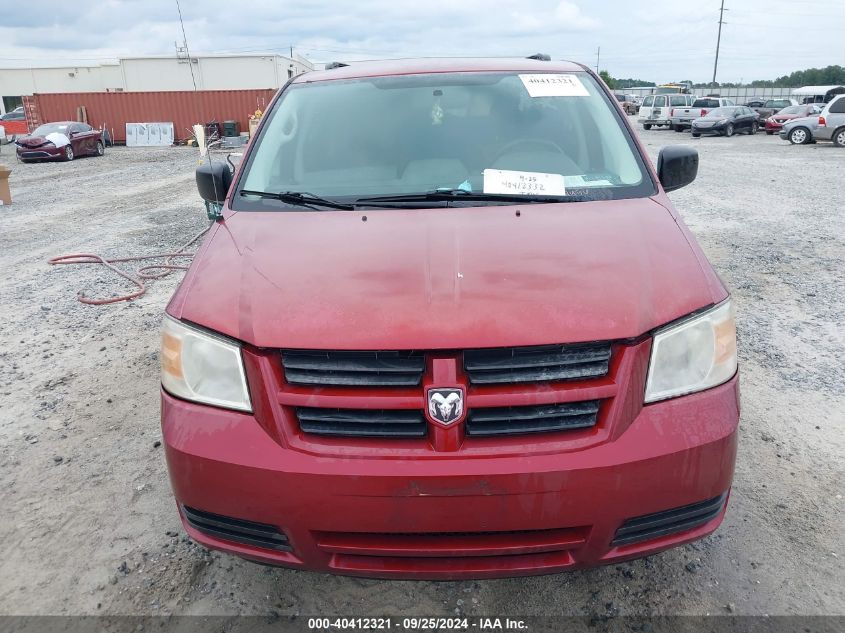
[0,0,841,83]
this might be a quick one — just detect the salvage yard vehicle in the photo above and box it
[764,104,823,135]
[614,93,639,115]
[639,93,694,129]
[780,113,823,145]
[0,107,25,121]
[670,97,736,132]
[809,94,845,147]
[15,121,105,162]
[748,97,796,123]
[691,106,759,137]
[163,56,739,579]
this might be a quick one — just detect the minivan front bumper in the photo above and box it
[162,374,739,579]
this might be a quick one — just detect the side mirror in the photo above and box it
[196,161,233,204]
[657,145,698,193]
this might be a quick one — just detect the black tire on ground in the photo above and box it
[672,125,683,132]
[64,145,74,161]
[725,123,735,137]
[751,122,759,134]
[789,127,811,145]
[766,130,774,135]
[96,140,105,156]
[643,124,652,130]
[832,127,845,148]
[691,132,701,138]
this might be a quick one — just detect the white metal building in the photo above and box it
[0,54,314,114]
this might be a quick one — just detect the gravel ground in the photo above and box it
[0,126,843,619]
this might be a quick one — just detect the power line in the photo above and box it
[174,0,197,91]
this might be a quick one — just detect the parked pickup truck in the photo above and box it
[747,98,796,123]
[669,97,736,131]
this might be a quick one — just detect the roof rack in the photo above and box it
[526,53,551,61]
[324,61,349,70]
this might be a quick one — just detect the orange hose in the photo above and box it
[48,226,210,305]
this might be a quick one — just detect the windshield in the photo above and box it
[693,99,720,108]
[707,107,737,117]
[33,123,69,136]
[235,71,653,209]
[778,106,804,115]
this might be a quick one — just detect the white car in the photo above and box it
[639,93,695,130]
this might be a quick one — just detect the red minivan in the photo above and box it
[161,57,739,579]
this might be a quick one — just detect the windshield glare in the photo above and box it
[707,108,736,117]
[33,124,69,136]
[237,71,652,208]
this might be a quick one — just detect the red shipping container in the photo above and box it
[24,90,276,143]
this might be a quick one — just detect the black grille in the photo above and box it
[611,494,727,547]
[463,342,611,385]
[297,408,427,438]
[183,506,291,551]
[282,350,425,387]
[467,400,600,437]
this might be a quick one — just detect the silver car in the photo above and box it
[811,95,845,146]
[780,115,822,145]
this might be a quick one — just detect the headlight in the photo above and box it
[644,299,737,403]
[160,316,252,412]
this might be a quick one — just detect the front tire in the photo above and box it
[750,122,759,134]
[691,132,701,138]
[832,127,845,148]
[95,140,105,156]
[725,123,735,137]
[789,127,811,145]
[643,124,652,130]
[64,145,74,161]
[766,130,774,135]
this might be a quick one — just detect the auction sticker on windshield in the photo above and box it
[519,73,590,97]
[482,169,567,196]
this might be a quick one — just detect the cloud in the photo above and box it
[0,0,841,84]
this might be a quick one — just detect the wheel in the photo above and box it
[788,127,811,145]
[751,122,759,134]
[64,145,74,161]
[95,140,105,156]
[833,127,845,148]
[691,132,701,138]
[725,123,735,137]
[672,125,683,132]
[643,124,652,130]
[766,130,774,135]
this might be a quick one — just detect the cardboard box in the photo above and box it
[0,164,11,206]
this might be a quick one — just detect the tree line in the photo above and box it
[599,66,844,89]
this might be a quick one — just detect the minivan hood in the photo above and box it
[172,198,724,349]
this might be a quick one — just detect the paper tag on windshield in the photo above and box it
[519,74,589,97]
[483,169,566,196]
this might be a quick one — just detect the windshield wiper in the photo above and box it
[356,189,588,205]
[240,189,355,210]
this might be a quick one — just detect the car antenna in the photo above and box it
[325,61,350,70]
[526,53,551,61]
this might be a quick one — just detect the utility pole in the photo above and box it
[712,0,727,86]
[596,46,601,73]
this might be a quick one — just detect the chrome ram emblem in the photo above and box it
[427,388,464,425]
